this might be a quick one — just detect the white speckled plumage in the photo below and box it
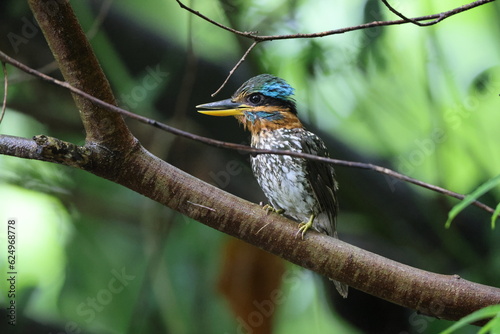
[251,127,338,237]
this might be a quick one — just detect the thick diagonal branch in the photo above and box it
[28,0,135,149]
[1,133,500,322]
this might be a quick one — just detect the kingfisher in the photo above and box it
[197,74,348,298]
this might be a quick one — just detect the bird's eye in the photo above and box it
[248,93,264,105]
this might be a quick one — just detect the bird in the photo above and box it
[196,74,348,298]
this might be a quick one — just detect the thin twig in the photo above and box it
[175,0,256,38]
[86,0,114,40]
[0,49,496,217]
[381,0,443,27]
[177,0,494,41]
[0,62,7,124]
[211,41,259,96]
[178,0,494,92]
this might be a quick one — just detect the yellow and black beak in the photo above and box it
[196,99,250,116]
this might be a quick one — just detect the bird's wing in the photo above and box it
[301,132,339,236]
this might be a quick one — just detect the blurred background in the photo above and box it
[1,0,499,333]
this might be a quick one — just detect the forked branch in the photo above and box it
[175,0,495,91]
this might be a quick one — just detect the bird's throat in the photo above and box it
[237,110,303,138]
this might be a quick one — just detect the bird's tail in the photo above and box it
[315,213,349,298]
[331,230,349,298]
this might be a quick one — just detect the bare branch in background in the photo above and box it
[176,0,495,90]
[177,0,493,40]
[211,41,258,97]
[0,61,7,124]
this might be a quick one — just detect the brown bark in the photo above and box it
[28,0,135,148]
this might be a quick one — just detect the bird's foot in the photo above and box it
[297,214,315,240]
[262,204,285,215]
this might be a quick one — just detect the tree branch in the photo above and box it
[1,132,500,322]
[27,0,135,149]
[177,0,494,41]
[380,0,440,27]
[176,0,495,90]
[381,0,493,27]
[211,41,258,97]
[0,61,6,124]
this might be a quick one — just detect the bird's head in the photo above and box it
[196,74,303,134]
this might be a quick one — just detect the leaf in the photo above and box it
[478,315,500,334]
[491,202,500,229]
[445,174,500,228]
[439,304,500,334]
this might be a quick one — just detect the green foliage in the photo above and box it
[445,175,500,229]
[440,304,500,334]
[0,182,72,320]
[493,203,500,229]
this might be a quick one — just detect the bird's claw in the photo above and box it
[296,214,315,240]
[296,222,311,240]
[262,204,284,215]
